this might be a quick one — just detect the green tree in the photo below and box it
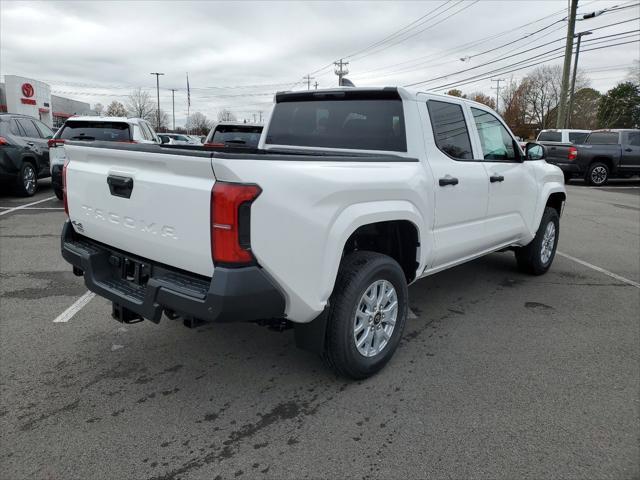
[597,82,640,128]
[569,87,601,129]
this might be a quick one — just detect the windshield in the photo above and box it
[60,121,131,141]
[266,98,406,152]
[212,126,262,147]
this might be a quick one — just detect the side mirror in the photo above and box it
[525,142,545,161]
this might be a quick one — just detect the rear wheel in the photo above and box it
[16,162,37,196]
[586,162,609,186]
[324,251,408,379]
[515,207,559,275]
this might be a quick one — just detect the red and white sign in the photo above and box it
[21,83,34,98]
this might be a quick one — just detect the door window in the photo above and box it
[34,121,54,138]
[586,132,618,144]
[627,132,640,146]
[426,100,473,160]
[471,108,519,161]
[16,119,41,138]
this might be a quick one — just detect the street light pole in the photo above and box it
[170,88,176,131]
[567,31,592,128]
[150,72,164,131]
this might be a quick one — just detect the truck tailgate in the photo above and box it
[65,144,216,277]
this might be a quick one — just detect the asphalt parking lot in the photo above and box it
[1,178,639,480]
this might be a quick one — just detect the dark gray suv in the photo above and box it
[0,113,55,196]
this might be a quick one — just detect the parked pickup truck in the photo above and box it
[60,87,566,378]
[544,129,640,185]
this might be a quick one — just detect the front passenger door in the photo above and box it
[621,131,640,173]
[469,107,538,245]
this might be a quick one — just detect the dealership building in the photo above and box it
[0,75,95,128]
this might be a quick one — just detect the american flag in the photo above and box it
[186,73,191,108]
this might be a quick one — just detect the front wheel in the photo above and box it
[515,207,559,275]
[324,251,408,379]
[586,162,609,186]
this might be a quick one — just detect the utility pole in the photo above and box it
[303,74,315,90]
[169,88,176,131]
[491,78,505,112]
[314,81,319,90]
[567,31,592,127]
[556,0,578,129]
[334,59,349,86]
[150,72,164,130]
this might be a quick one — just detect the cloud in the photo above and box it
[1,0,637,126]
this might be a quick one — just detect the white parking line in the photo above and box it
[53,291,96,323]
[557,251,640,289]
[0,196,56,216]
[0,207,63,210]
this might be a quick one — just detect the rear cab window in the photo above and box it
[537,131,562,142]
[586,132,619,145]
[568,132,589,144]
[60,121,131,142]
[211,125,262,147]
[266,90,406,152]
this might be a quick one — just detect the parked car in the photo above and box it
[204,122,263,149]
[188,135,203,144]
[49,117,160,199]
[545,129,640,185]
[157,133,196,145]
[60,87,565,379]
[0,113,55,196]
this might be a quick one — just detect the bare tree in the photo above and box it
[217,109,237,122]
[468,92,496,110]
[445,89,465,98]
[105,101,128,117]
[151,108,170,132]
[186,112,212,135]
[126,88,155,121]
[93,103,104,116]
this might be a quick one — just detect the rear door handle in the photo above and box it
[439,176,459,187]
[625,148,632,152]
[490,175,505,183]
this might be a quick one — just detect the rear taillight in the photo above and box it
[568,147,577,161]
[62,160,69,216]
[210,182,261,265]
[48,138,65,148]
[0,136,9,145]
[204,142,226,148]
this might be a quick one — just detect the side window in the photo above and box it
[10,119,25,136]
[627,132,640,147]
[426,100,473,160]
[139,123,152,141]
[34,121,54,138]
[16,119,42,138]
[471,107,519,161]
[144,122,158,142]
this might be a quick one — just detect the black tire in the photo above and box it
[16,162,37,196]
[54,187,64,200]
[515,207,559,275]
[324,251,408,379]
[585,162,609,186]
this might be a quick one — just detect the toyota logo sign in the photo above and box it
[21,83,34,98]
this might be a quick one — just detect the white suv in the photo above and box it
[48,117,160,199]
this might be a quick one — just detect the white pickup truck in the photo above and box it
[61,87,566,379]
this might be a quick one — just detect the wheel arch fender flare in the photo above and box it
[318,200,428,307]
[532,183,566,236]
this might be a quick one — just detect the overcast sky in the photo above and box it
[1,0,638,126]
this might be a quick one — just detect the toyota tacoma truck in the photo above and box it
[60,87,566,379]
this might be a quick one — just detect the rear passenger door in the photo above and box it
[621,131,640,173]
[469,106,538,245]
[419,96,493,270]
[15,118,50,173]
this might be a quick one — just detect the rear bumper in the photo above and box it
[547,161,582,175]
[60,221,285,323]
